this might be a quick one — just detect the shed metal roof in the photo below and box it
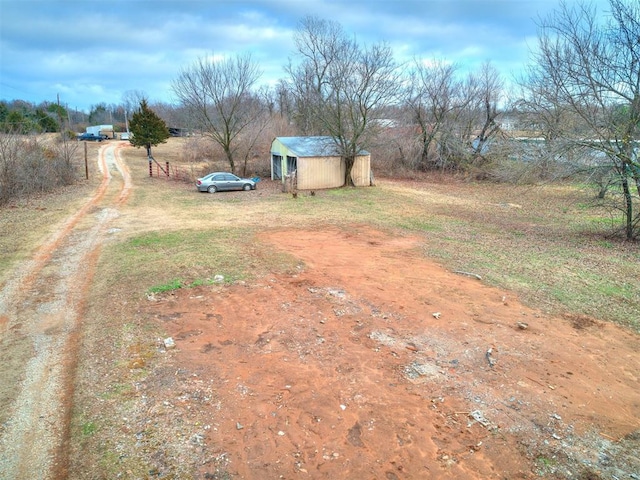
[275,136,369,157]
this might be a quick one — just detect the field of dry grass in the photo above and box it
[2,136,638,330]
[1,137,638,479]
[105,138,640,330]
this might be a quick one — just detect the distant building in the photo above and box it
[168,127,186,137]
[86,124,114,139]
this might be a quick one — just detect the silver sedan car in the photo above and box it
[196,172,257,193]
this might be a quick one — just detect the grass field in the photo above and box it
[3,137,638,478]
[104,139,639,331]
[2,137,638,331]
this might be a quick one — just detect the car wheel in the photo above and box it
[207,185,217,193]
[243,184,252,191]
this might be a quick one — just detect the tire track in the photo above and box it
[0,143,130,480]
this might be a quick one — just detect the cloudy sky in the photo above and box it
[0,0,610,112]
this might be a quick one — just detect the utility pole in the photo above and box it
[57,93,64,138]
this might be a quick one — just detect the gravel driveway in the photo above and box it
[0,143,130,480]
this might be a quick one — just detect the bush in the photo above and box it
[0,133,78,205]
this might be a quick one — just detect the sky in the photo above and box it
[0,0,611,113]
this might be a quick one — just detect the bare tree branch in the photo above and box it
[172,53,265,174]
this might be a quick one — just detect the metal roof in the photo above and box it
[275,136,369,157]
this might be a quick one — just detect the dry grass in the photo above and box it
[4,137,636,479]
[3,137,638,332]
[0,142,102,287]
[88,139,639,331]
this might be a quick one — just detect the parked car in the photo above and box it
[196,172,257,193]
[78,133,105,142]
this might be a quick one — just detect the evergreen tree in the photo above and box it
[0,102,8,124]
[129,99,170,158]
[35,108,59,132]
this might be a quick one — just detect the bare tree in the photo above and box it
[274,80,294,121]
[172,53,265,174]
[121,90,148,133]
[513,68,587,181]
[403,60,504,173]
[527,0,640,239]
[469,62,504,166]
[286,16,347,136]
[287,16,402,186]
[405,59,468,170]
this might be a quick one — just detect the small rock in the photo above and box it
[128,358,146,369]
[432,312,441,319]
[236,422,244,430]
[517,322,528,330]
[213,274,225,283]
[163,337,176,349]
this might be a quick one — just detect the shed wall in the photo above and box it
[270,138,289,157]
[297,154,371,189]
[350,154,371,187]
[297,156,343,190]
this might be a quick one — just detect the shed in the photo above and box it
[270,136,371,190]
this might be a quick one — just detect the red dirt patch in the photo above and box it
[145,226,640,478]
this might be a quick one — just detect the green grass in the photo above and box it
[97,382,135,400]
[147,278,183,293]
[81,421,97,436]
[107,228,267,294]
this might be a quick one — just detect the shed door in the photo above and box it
[286,155,297,174]
[272,154,282,179]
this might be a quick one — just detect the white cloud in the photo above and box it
[0,0,614,111]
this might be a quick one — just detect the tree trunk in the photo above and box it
[621,175,634,240]
[420,131,437,171]
[224,147,236,174]
[343,155,355,187]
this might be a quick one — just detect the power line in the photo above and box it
[0,81,34,97]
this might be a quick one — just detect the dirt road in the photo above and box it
[0,142,130,479]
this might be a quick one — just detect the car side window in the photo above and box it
[225,174,237,181]
[213,175,224,181]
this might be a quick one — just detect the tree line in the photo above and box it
[2,0,639,239]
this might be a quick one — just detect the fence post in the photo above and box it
[84,142,89,179]
[166,162,169,177]
[148,157,152,177]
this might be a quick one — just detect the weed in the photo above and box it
[81,421,96,436]
[98,383,134,400]
[148,278,183,293]
[189,278,214,287]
